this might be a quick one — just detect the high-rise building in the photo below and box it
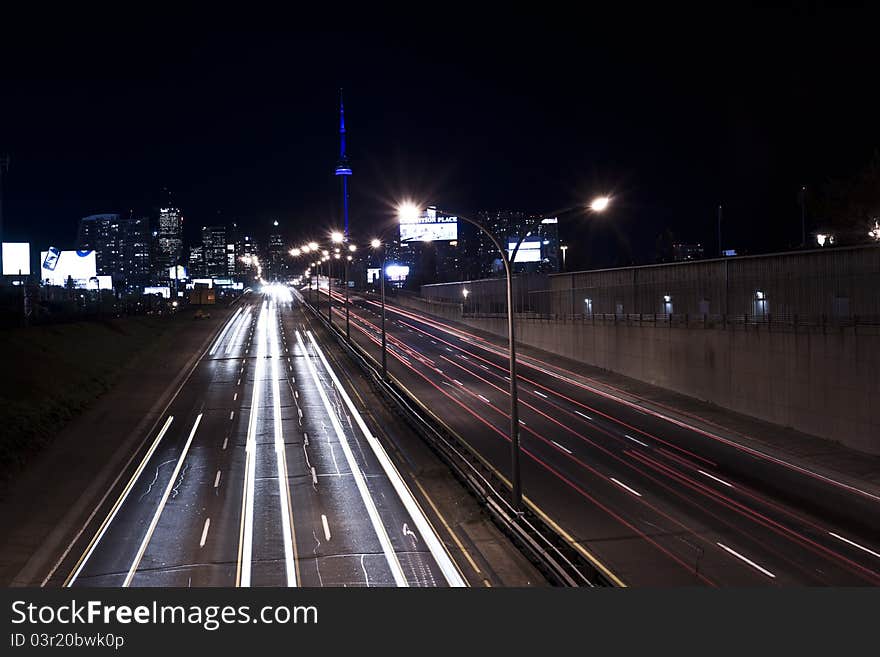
[267,219,286,280]
[475,210,560,276]
[188,245,205,278]
[76,213,151,285]
[201,225,227,277]
[155,190,184,279]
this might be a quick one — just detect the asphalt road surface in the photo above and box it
[56,288,466,587]
[321,286,880,586]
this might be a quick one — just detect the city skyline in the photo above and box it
[2,16,880,271]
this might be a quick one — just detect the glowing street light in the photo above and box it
[331,231,344,244]
[348,244,357,252]
[290,248,301,257]
[397,201,421,223]
[371,238,381,249]
[308,242,318,251]
[589,196,611,212]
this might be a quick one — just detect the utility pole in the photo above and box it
[0,154,9,275]
[717,204,723,256]
[800,186,806,247]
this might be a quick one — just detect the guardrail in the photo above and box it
[297,290,617,587]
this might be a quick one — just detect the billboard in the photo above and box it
[2,242,31,275]
[367,267,381,284]
[144,286,171,298]
[40,249,97,287]
[86,275,113,290]
[399,207,458,242]
[507,239,542,263]
[385,264,410,282]
[169,265,188,280]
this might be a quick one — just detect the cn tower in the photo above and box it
[334,90,352,237]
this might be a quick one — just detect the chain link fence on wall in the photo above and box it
[421,244,880,333]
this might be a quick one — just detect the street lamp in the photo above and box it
[397,197,611,510]
[370,238,390,380]
[560,245,568,270]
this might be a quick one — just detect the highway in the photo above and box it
[321,287,880,586]
[53,288,466,587]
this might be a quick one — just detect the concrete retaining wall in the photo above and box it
[392,293,880,454]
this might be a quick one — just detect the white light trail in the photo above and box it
[306,330,467,587]
[225,308,252,354]
[65,415,174,587]
[209,307,243,356]
[238,302,267,587]
[295,330,408,587]
[269,300,297,586]
[123,413,203,587]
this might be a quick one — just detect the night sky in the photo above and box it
[2,7,878,270]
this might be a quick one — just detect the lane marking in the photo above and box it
[698,469,734,488]
[214,470,222,488]
[199,518,211,547]
[233,393,237,401]
[229,410,235,421]
[625,434,649,447]
[305,330,467,587]
[551,440,573,455]
[64,415,174,586]
[533,390,549,399]
[321,514,332,541]
[477,394,491,404]
[222,437,228,450]
[716,542,776,578]
[829,532,880,560]
[610,477,642,498]
[123,413,203,586]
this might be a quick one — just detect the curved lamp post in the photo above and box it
[397,198,611,510]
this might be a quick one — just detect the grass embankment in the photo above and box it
[0,315,186,477]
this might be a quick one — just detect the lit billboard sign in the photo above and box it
[39,249,97,286]
[2,242,31,275]
[367,267,381,284]
[507,239,542,263]
[144,286,171,298]
[399,207,458,242]
[385,264,410,282]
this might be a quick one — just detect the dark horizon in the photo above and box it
[2,11,879,270]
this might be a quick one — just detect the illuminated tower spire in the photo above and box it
[334,89,352,236]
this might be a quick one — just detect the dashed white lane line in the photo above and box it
[214,470,222,488]
[625,434,649,447]
[222,437,228,450]
[829,532,880,560]
[716,542,776,578]
[699,469,734,488]
[575,410,593,420]
[233,393,237,401]
[321,514,332,542]
[199,518,211,547]
[229,411,235,421]
[237,378,241,386]
[610,477,642,497]
[551,440,572,454]
[533,390,548,399]
[477,394,491,404]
